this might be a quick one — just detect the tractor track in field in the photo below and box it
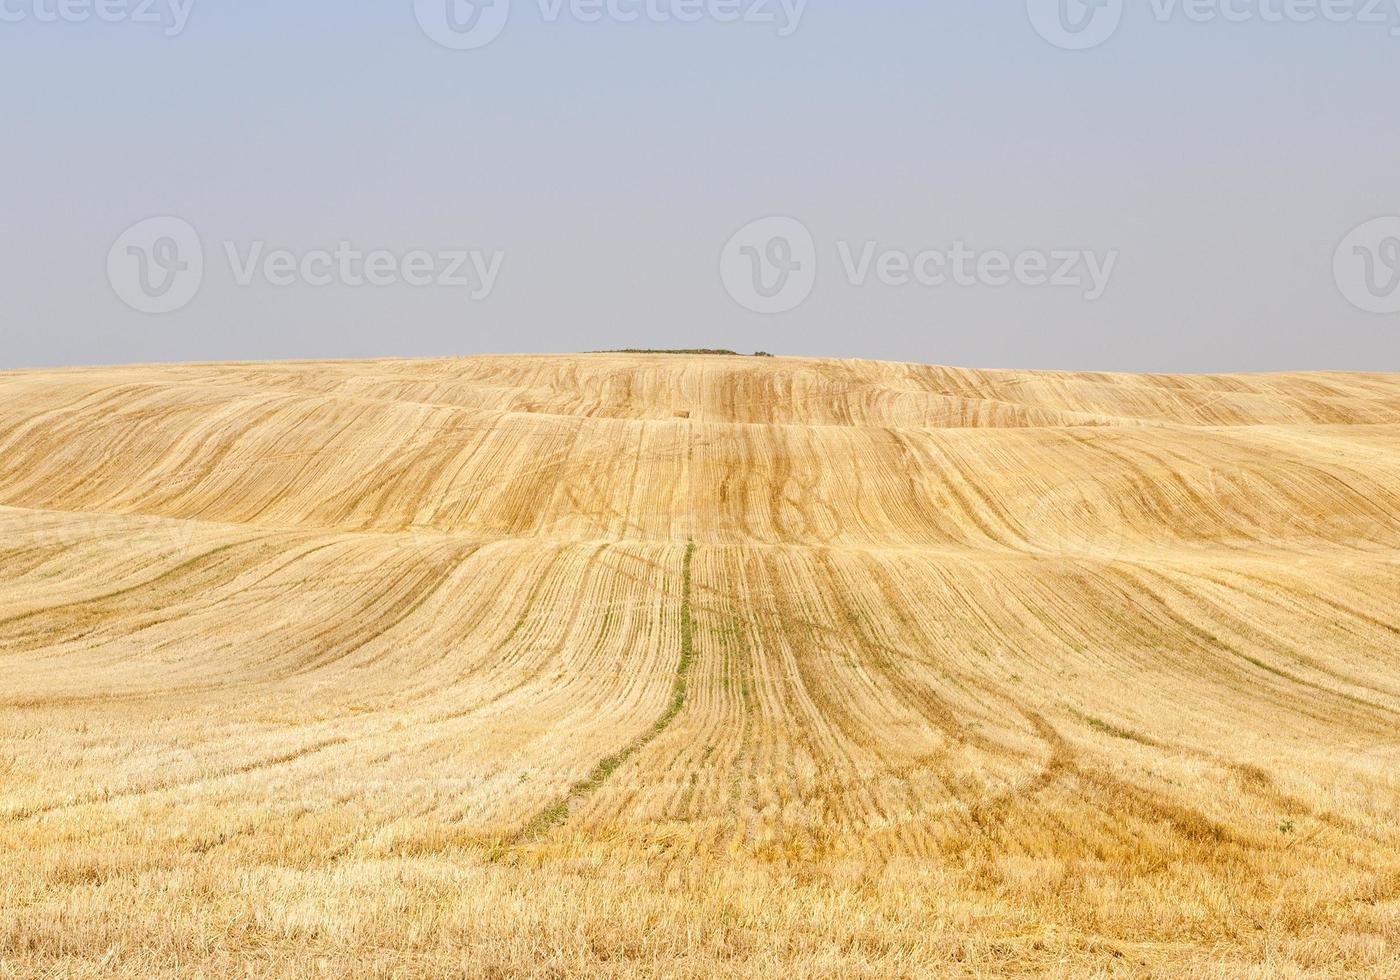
[508,540,698,848]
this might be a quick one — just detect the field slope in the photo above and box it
[1,353,1398,977]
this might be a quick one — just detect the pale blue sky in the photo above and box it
[3,1,1398,370]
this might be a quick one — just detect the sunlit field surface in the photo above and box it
[1,353,1397,977]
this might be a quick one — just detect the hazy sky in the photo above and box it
[3,1,1398,372]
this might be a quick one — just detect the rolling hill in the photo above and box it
[1,353,1398,977]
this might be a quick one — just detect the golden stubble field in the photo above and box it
[0,353,1397,977]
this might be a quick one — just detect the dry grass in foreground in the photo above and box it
[1,353,1398,977]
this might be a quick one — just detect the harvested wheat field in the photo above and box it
[1,353,1398,977]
